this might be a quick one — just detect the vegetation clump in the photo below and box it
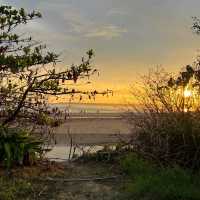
[0,178,32,200]
[0,126,43,169]
[121,153,200,200]
[0,5,108,169]
[129,66,200,169]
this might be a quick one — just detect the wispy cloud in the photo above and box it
[18,1,128,41]
[63,10,92,34]
[62,9,127,39]
[85,25,127,39]
[107,8,129,17]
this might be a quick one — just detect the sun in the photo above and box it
[184,89,192,98]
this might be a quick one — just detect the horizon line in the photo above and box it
[50,102,131,107]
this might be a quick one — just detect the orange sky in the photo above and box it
[5,0,200,105]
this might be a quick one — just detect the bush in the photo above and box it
[131,112,200,169]
[0,126,43,169]
[121,154,200,200]
[129,67,200,169]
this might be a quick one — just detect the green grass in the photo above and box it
[0,177,32,200]
[121,154,200,200]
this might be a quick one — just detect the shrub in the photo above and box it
[129,67,200,169]
[121,154,200,200]
[131,112,200,169]
[0,126,43,169]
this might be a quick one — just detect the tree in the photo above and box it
[192,17,200,34]
[0,5,107,129]
[128,66,200,169]
[127,17,200,168]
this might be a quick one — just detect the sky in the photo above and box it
[1,0,200,104]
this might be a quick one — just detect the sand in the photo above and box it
[52,113,132,145]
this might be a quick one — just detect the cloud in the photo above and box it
[22,1,128,41]
[85,25,127,39]
[61,9,127,40]
[107,8,129,17]
[62,10,92,34]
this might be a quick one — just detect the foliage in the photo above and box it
[127,18,200,169]
[76,145,119,162]
[0,5,109,165]
[76,144,134,163]
[121,153,200,200]
[0,5,107,129]
[0,177,32,200]
[0,126,43,169]
[129,67,200,169]
[192,17,200,34]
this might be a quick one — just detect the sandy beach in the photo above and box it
[52,113,132,145]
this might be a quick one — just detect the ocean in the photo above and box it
[49,103,125,114]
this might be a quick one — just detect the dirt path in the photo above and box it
[20,161,124,200]
[41,163,121,200]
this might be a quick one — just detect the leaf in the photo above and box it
[4,143,12,169]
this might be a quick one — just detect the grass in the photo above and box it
[0,160,121,200]
[1,151,199,200]
[0,177,32,200]
[121,153,200,200]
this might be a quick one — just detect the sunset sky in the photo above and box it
[2,0,200,104]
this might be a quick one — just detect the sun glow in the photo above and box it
[184,90,192,98]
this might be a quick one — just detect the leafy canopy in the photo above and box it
[0,5,107,127]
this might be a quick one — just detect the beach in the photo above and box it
[46,104,132,160]
[48,103,131,145]
[52,112,132,145]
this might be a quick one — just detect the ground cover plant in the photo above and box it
[121,153,200,200]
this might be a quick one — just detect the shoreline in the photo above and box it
[51,133,131,146]
[53,114,131,136]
